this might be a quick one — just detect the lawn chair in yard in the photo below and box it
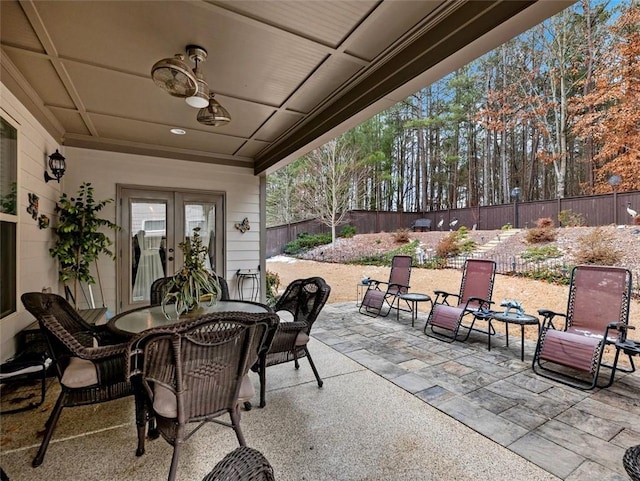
[359,255,412,317]
[532,265,634,390]
[423,259,496,342]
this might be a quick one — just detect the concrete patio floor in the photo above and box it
[1,301,638,480]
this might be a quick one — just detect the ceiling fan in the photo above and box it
[151,45,231,127]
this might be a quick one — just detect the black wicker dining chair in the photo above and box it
[625,444,640,481]
[202,446,275,481]
[20,292,146,467]
[254,277,331,408]
[128,311,279,481]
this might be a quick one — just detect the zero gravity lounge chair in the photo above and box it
[532,265,634,390]
[359,255,412,317]
[424,259,496,342]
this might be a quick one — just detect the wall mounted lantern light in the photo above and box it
[44,149,66,183]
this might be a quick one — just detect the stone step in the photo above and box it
[447,229,522,265]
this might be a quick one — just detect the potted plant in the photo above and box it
[49,182,120,308]
[162,227,221,319]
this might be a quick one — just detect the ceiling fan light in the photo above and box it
[197,95,231,126]
[185,70,210,108]
[151,54,197,97]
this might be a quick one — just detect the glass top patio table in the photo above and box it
[108,300,271,335]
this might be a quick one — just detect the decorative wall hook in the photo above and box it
[38,214,50,229]
[27,192,39,220]
[234,217,250,233]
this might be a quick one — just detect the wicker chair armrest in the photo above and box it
[267,321,307,354]
[92,325,131,345]
[93,354,129,384]
[74,343,129,361]
[277,321,308,333]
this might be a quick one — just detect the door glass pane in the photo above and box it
[184,202,217,273]
[0,221,17,318]
[0,117,18,215]
[131,202,167,302]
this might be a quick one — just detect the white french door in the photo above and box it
[117,186,224,313]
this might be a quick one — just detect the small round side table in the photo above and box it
[397,293,432,327]
[489,311,540,361]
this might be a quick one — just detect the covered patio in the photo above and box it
[2,302,638,480]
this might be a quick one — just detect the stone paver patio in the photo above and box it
[316,302,640,481]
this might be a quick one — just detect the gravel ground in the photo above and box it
[267,226,640,338]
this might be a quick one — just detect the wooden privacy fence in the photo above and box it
[266,191,640,258]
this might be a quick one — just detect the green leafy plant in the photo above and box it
[49,182,120,308]
[284,232,332,255]
[516,266,572,285]
[162,227,221,319]
[339,225,357,238]
[521,245,563,262]
[435,226,476,258]
[0,181,17,214]
[265,270,281,306]
[501,223,513,230]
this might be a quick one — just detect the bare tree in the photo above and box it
[297,139,364,245]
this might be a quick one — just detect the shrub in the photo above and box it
[391,228,411,243]
[284,232,332,255]
[574,227,622,265]
[265,270,281,306]
[436,233,460,258]
[435,226,476,258]
[501,223,513,230]
[634,216,640,226]
[349,240,419,266]
[340,225,357,238]
[525,217,557,243]
[517,266,572,285]
[558,209,586,227]
[521,245,562,262]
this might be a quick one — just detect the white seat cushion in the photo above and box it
[237,374,255,403]
[60,357,98,388]
[152,374,255,418]
[277,311,295,322]
[295,332,309,347]
[153,383,177,418]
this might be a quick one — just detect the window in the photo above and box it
[0,116,18,318]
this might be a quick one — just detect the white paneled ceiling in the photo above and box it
[0,0,572,174]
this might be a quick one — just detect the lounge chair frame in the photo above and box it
[532,265,634,390]
[359,255,412,318]
[423,259,496,342]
